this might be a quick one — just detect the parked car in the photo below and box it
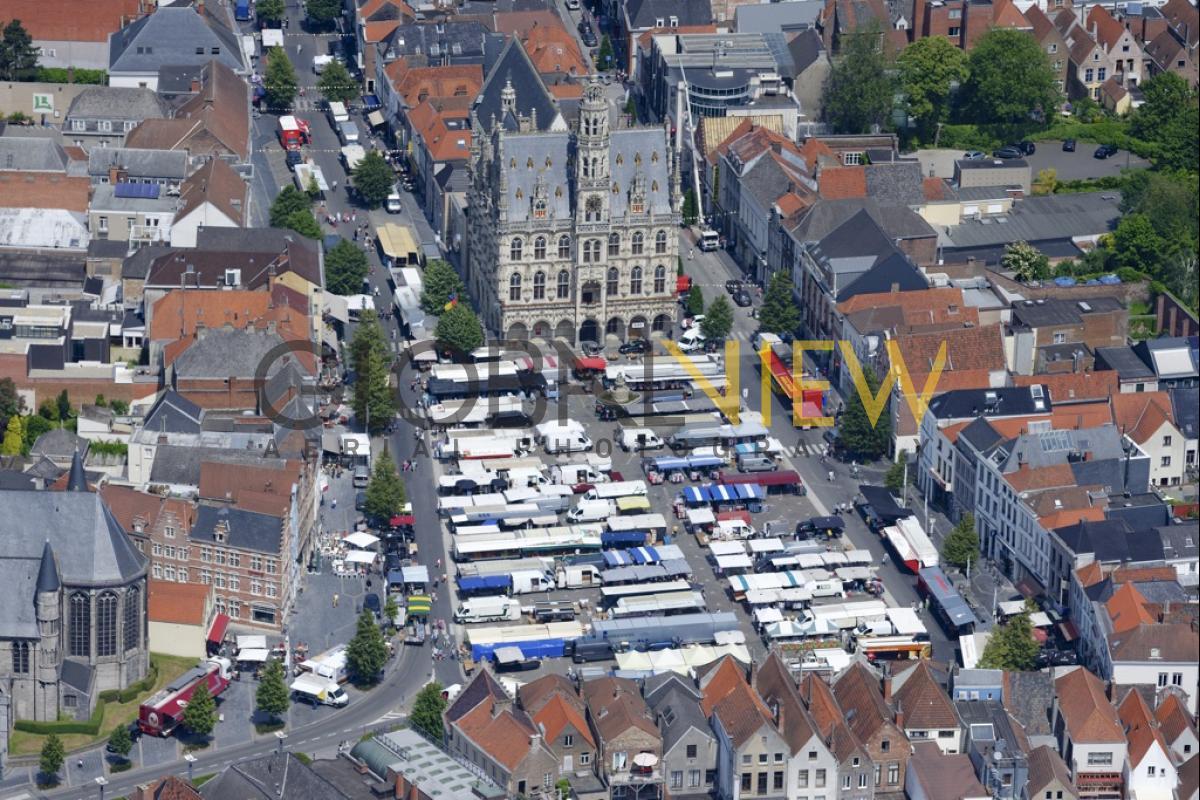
[962,150,985,160]
[578,22,597,47]
[1062,138,1076,152]
[355,491,367,511]
[618,338,649,355]
[364,593,381,616]
[1094,144,1119,159]
[580,340,603,356]
[1017,140,1036,155]
[725,279,743,295]
[732,290,753,307]
[285,149,304,171]
[992,146,1023,159]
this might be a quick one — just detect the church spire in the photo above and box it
[37,540,60,593]
[67,447,87,492]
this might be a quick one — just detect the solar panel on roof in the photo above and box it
[113,182,161,199]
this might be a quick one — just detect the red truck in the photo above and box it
[138,657,232,736]
[277,115,311,150]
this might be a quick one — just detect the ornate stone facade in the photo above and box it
[467,77,682,345]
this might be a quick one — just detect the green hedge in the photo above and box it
[14,700,105,735]
[98,662,158,704]
[36,67,107,84]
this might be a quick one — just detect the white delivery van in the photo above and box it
[566,499,615,524]
[544,432,593,454]
[698,229,720,251]
[327,101,349,125]
[338,121,360,145]
[678,327,706,352]
[454,596,522,624]
[386,189,403,213]
[290,673,349,707]
[582,480,648,501]
[617,427,664,452]
[552,464,605,484]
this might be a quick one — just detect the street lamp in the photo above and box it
[95,776,108,800]
[275,730,288,753]
[184,753,197,783]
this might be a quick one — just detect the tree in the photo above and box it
[821,23,894,134]
[700,296,734,342]
[318,60,358,105]
[978,608,1040,671]
[2,415,22,455]
[757,272,799,336]
[352,150,395,209]
[1111,214,1168,275]
[22,413,52,455]
[410,682,447,741]
[39,733,64,782]
[0,20,39,82]
[1033,168,1058,195]
[420,259,466,313]
[838,366,891,460]
[37,399,58,422]
[435,303,484,356]
[898,36,967,142]
[350,312,396,434]
[884,458,906,493]
[256,659,290,723]
[365,450,407,522]
[383,594,399,628]
[257,0,286,26]
[305,0,343,26]
[597,35,614,71]
[284,209,323,239]
[56,389,70,422]
[960,28,1059,131]
[1130,72,1199,173]
[346,608,388,684]
[270,185,312,228]
[325,239,370,295]
[305,173,321,201]
[681,189,699,226]
[263,47,298,110]
[1001,241,1050,282]
[683,286,704,320]
[107,723,133,762]
[0,376,21,426]
[183,681,217,738]
[941,512,980,569]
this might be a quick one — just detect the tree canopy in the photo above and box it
[0,20,39,82]
[700,296,734,342]
[352,151,395,209]
[256,0,286,24]
[822,24,894,134]
[757,272,799,336]
[263,47,298,110]
[284,208,323,239]
[346,608,388,685]
[898,36,967,141]
[960,28,1059,132]
[184,681,217,737]
[411,682,447,741]
[107,724,133,761]
[39,733,64,782]
[978,607,1040,671]
[305,0,342,26]
[350,311,396,434]
[255,658,290,722]
[941,513,980,569]
[325,239,370,295]
[420,259,466,313]
[270,185,311,228]
[318,60,358,105]
[685,285,705,319]
[1129,72,1199,173]
[838,366,891,460]
[1001,241,1050,282]
[365,450,407,522]
[435,303,485,356]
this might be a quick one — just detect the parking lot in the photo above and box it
[1024,140,1149,181]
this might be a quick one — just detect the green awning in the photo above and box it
[406,595,432,614]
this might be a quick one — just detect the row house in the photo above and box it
[1053,667,1128,800]
[644,673,718,799]
[583,676,665,799]
[700,657,791,800]
[1027,745,1080,800]
[353,0,413,94]
[1055,10,1116,100]
[1005,297,1129,378]
[1150,0,1199,85]
[801,672,875,800]
[755,654,842,800]
[834,663,911,798]
[1028,6,1072,93]
[1110,392,1189,487]
[890,662,963,754]
[1096,336,1200,394]
[954,700,1031,800]
[1117,689,1178,799]
[1154,694,1199,760]
[905,743,990,800]
[1086,5,1145,87]
[518,675,600,782]
[911,0,1031,50]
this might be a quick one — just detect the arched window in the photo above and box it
[607,268,620,296]
[583,240,601,263]
[586,196,602,222]
[630,266,643,295]
[558,236,571,259]
[510,238,523,261]
[124,585,139,652]
[608,233,620,256]
[509,272,522,301]
[534,237,546,260]
[97,592,118,657]
[655,230,668,254]
[631,231,644,255]
[533,271,546,300]
[12,641,29,674]
[654,265,667,293]
[69,593,90,657]
[557,270,571,299]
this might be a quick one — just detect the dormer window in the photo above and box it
[533,199,547,219]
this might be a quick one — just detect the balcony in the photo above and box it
[608,766,663,786]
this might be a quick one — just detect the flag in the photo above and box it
[443,292,458,312]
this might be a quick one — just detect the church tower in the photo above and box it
[34,540,61,720]
[576,78,611,225]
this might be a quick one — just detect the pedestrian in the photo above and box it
[827,470,834,482]
[332,180,338,191]
[333,593,339,607]
[331,498,338,509]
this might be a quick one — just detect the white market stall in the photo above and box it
[344,531,380,549]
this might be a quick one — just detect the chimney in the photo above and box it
[190,78,201,93]
[109,167,121,183]
[894,700,904,730]
[882,677,893,701]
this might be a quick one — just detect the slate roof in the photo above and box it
[149,446,278,487]
[1004,671,1055,738]
[144,390,204,434]
[0,137,70,172]
[1169,387,1199,439]
[737,0,824,32]
[199,752,352,800]
[1095,345,1155,380]
[838,251,928,302]
[1109,622,1200,663]
[0,554,41,637]
[1053,519,1164,564]
[834,662,896,743]
[864,160,925,206]
[172,327,285,381]
[583,676,660,742]
[191,504,282,555]
[61,658,94,692]
[790,197,935,243]
[1027,744,1075,797]
[625,0,714,29]
[66,87,168,122]
[473,38,560,133]
[109,6,244,75]
[944,192,1121,250]
[645,674,710,753]
[31,428,87,461]
[928,386,1049,420]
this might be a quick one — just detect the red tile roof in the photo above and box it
[1086,4,1128,50]
[1055,668,1125,743]
[0,172,89,212]
[2,0,143,42]
[1118,689,1170,767]
[1013,371,1118,404]
[818,166,867,199]
[1153,693,1194,744]
[1110,391,1175,446]
[147,579,211,626]
[533,694,595,749]
[386,64,484,108]
[892,662,961,730]
[1106,583,1156,634]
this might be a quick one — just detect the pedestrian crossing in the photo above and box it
[370,708,407,726]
